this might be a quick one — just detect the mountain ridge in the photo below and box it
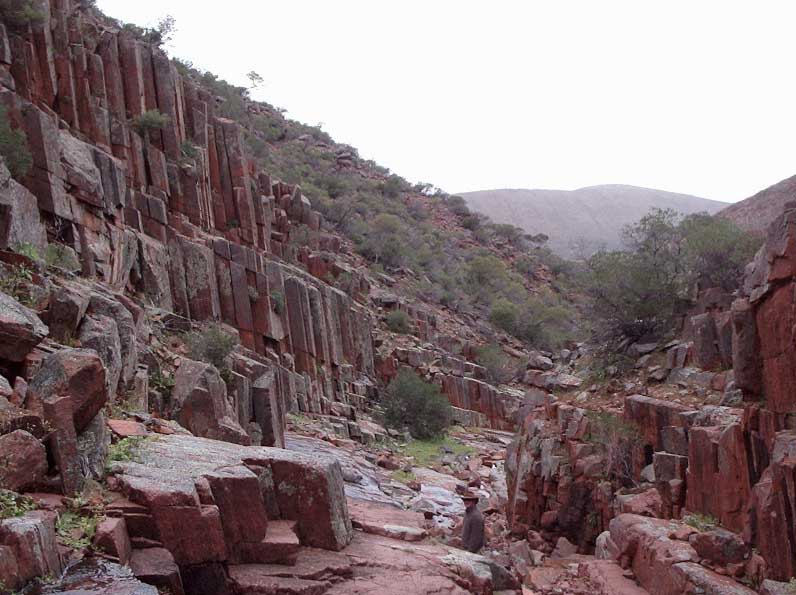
[460,184,728,258]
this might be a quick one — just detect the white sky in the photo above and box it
[97,0,796,203]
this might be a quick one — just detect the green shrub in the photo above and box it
[382,370,452,439]
[180,140,200,162]
[185,323,238,371]
[44,243,80,272]
[13,242,39,261]
[133,109,170,135]
[270,289,285,314]
[386,310,411,334]
[0,104,32,180]
[0,264,35,306]
[0,0,44,28]
[586,411,640,485]
[489,298,519,333]
[475,344,515,384]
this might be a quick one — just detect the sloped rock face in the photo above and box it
[0,3,377,427]
[505,202,796,588]
[0,290,48,361]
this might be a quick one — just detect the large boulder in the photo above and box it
[0,430,47,491]
[110,433,353,564]
[26,348,107,432]
[0,291,48,361]
[169,359,249,445]
[46,282,90,344]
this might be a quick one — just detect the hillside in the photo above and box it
[719,173,796,233]
[460,185,727,258]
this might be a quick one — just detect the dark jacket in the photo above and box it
[462,506,485,553]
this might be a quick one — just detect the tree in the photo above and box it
[679,213,760,291]
[246,70,264,89]
[381,370,452,439]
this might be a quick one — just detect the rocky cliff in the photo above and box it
[0,2,541,593]
[504,202,796,592]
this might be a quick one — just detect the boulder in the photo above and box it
[26,348,107,432]
[0,511,63,591]
[93,517,132,565]
[0,291,48,361]
[0,430,47,491]
[46,283,90,343]
[169,358,249,445]
[689,527,749,566]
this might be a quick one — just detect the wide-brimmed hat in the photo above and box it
[461,490,480,501]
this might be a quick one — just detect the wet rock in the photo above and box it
[0,291,48,361]
[0,430,47,491]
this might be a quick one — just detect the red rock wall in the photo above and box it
[0,2,374,417]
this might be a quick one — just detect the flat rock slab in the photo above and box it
[110,433,352,564]
[348,499,428,542]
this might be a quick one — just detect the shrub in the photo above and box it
[0,0,44,28]
[133,109,169,135]
[475,344,515,384]
[270,290,285,314]
[489,298,519,333]
[385,310,411,334]
[382,370,452,439]
[0,264,35,307]
[180,140,200,162]
[185,323,238,371]
[44,243,80,272]
[679,213,761,290]
[0,104,32,180]
[586,411,640,486]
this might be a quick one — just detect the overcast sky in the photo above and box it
[97,0,796,203]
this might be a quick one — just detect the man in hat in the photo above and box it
[461,490,485,553]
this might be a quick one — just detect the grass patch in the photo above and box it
[399,434,475,467]
[0,490,35,520]
[56,509,100,550]
[391,469,417,484]
[105,436,152,469]
[683,512,718,532]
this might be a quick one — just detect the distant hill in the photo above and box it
[460,185,728,258]
[719,174,796,233]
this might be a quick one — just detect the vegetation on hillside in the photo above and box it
[165,58,580,351]
[381,370,452,439]
[584,208,761,344]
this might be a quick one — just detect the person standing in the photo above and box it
[461,490,485,553]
